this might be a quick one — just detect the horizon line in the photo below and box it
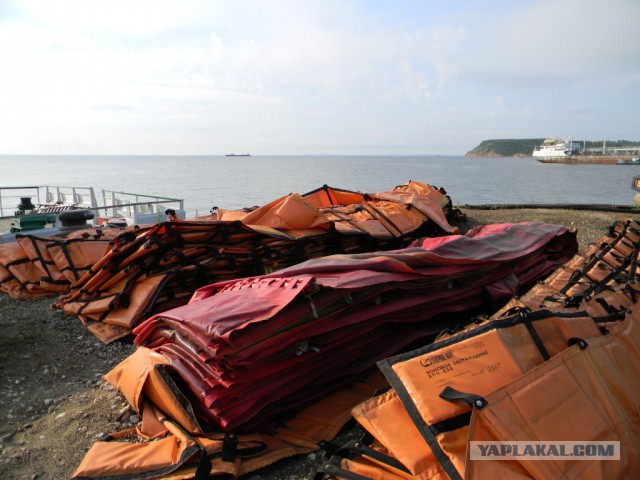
[0,153,466,157]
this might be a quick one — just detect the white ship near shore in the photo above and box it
[532,138,583,159]
[533,138,640,164]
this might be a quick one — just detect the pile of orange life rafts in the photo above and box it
[0,180,464,343]
[49,181,462,343]
[0,226,137,299]
[316,218,640,480]
[73,221,581,479]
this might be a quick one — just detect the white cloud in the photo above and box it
[457,0,640,84]
[0,0,638,154]
[15,0,199,36]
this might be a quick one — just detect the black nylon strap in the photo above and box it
[540,293,568,309]
[193,446,213,480]
[629,243,639,284]
[350,440,410,474]
[560,224,629,295]
[378,361,463,480]
[323,184,335,205]
[327,211,369,235]
[624,284,640,303]
[26,236,53,278]
[561,268,601,295]
[362,203,403,237]
[5,258,31,268]
[592,311,626,324]
[221,433,237,462]
[430,412,472,436]
[58,242,81,281]
[522,315,551,361]
[590,260,630,296]
[439,386,488,409]
[595,297,619,314]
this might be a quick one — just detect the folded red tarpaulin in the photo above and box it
[131,222,577,432]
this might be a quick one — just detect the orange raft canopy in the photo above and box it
[44,180,463,343]
[317,218,640,480]
[72,221,579,479]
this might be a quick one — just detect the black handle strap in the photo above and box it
[439,386,488,409]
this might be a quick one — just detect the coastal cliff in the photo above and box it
[465,138,543,157]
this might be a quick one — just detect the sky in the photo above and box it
[0,0,639,155]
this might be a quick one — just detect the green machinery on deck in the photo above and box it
[9,196,57,233]
[10,213,58,233]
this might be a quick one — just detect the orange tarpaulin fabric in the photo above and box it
[72,222,579,479]
[493,219,640,318]
[51,181,461,342]
[321,309,636,479]
[375,311,607,479]
[73,347,388,479]
[0,227,138,298]
[318,219,640,480]
[466,305,640,479]
[0,241,51,298]
[239,193,331,230]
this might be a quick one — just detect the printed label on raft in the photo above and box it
[420,350,455,367]
[416,337,515,390]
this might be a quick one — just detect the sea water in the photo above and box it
[1,155,638,218]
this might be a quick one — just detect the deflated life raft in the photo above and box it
[317,218,640,480]
[0,227,141,299]
[494,218,640,317]
[72,221,578,479]
[51,181,463,343]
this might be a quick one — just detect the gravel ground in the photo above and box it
[0,208,634,479]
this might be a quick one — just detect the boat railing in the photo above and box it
[100,190,185,224]
[583,147,640,156]
[1,186,185,225]
[0,186,98,219]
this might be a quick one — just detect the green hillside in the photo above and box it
[465,139,544,157]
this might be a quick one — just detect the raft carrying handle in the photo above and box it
[439,386,488,409]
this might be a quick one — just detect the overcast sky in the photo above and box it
[1,0,638,155]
